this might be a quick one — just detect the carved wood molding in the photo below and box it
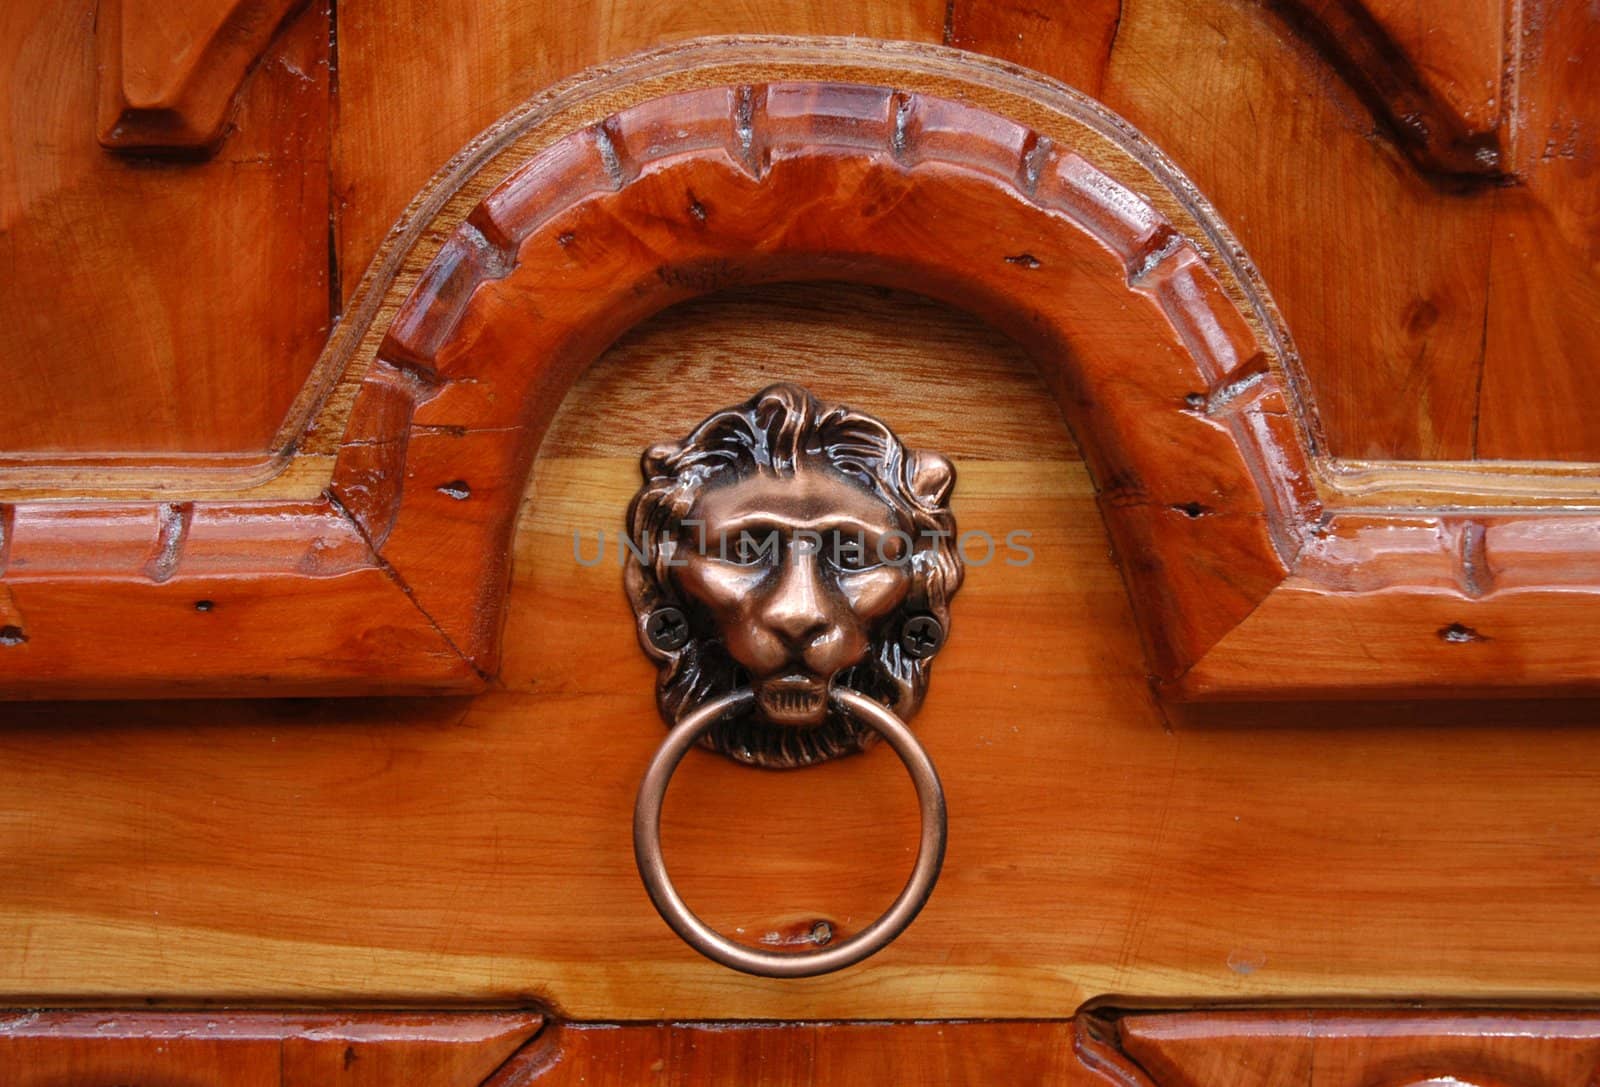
[3,1009,1596,1084]
[4,37,1598,699]
[1115,1009,1600,1087]
[0,1010,544,1085]
[95,0,310,154]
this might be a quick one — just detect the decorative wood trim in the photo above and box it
[5,37,1599,698]
[7,1009,1597,1085]
[95,0,310,154]
[0,1010,544,1086]
[1116,1009,1600,1087]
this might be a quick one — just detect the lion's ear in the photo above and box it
[906,450,955,508]
[641,441,681,480]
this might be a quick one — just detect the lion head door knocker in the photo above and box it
[625,383,964,978]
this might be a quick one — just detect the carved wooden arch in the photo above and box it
[3,37,1599,699]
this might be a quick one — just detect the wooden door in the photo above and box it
[3,3,1599,1083]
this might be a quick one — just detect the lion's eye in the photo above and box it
[727,531,779,567]
[827,532,879,573]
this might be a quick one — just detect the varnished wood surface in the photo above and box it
[0,1010,543,1086]
[498,1019,1135,1085]
[7,1010,1599,1085]
[0,0,331,457]
[5,286,1600,1018]
[10,48,1600,701]
[96,0,308,152]
[3,1,1598,463]
[1117,1009,1600,1087]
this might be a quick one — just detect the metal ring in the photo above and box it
[633,687,947,978]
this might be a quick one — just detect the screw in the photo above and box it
[645,607,690,651]
[810,920,834,946]
[900,615,944,659]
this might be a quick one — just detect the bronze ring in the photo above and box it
[633,687,947,978]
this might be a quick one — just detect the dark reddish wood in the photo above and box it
[0,1011,543,1086]
[7,1009,1600,1084]
[948,0,1506,461]
[490,1018,1149,1085]
[95,0,309,152]
[1117,1010,1600,1087]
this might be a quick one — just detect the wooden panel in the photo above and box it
[6,286,1600,1017]
[950,0,1500,460]
[1477,0,1600,459]
[498,1019,1142,1085]
[7,1009,1599,1083]
[96,0,308,151]
[0,1011,542,1086]
[1118,1010,1600,1087]
[331,0,946,301]
[0,0,330,456]
[1271,0,1507,176]
[4,42,1600,701]
[0,49,1319,699]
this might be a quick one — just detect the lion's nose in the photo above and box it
[763,549,831,649]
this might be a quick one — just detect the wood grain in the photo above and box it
[0,0,331,457]
[6,1,1598,467]
[0,47,1314,697]
[1476,0,1600,460]
[95,0,308,152]
[331,0,946,307]
[6,288,1600,1017]
[0,1011,543,1086]
[496,1018,1145,1085]
[7,1008,1599,1083]
[1117,1010,1600,1087]
[950,0,1502,461]
[3,41,1600,700]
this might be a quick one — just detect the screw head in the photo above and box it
[899,615,944,659]
[645,607,690,652]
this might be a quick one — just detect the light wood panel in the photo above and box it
[5,285,1600,1018]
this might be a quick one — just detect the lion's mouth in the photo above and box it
[756,675,828,726]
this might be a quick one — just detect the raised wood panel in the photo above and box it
[0,0,331,457]
[4,1,1596,467]
[5,286,1600,1018]
[6,1010,1598,1084]
[1117,1010,1600,1087]
[498,1019,1142,1085]
[0,1011,543,1087]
